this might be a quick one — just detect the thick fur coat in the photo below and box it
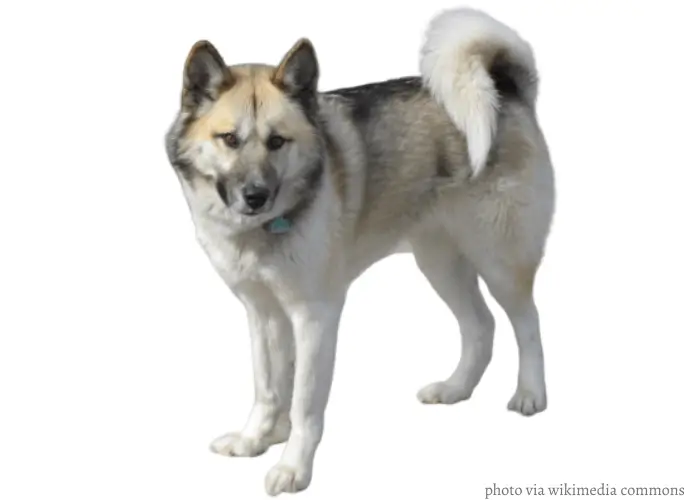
[165,6,555,496]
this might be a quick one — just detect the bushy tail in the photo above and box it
[420,7,538,177]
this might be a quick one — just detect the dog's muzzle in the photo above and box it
[216,177,277,216]
[241,184,271,211]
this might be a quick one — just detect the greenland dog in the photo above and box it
[165,6,554,496]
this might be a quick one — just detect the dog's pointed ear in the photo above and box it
[273,38,319,95]
[181,40,232,110]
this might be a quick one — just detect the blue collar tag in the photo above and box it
[268,216,292,234]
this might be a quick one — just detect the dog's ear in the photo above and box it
[181,40,232,110]
[273,38,319,95]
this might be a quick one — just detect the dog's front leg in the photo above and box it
[210,282,294,457]
[265,296,345,496]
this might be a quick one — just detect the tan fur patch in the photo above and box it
[184,64,316,148]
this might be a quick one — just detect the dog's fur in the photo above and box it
[165,7,554,496]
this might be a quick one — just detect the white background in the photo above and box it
[1,0,699,498]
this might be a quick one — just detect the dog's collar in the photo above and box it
[263,157,324,236]
[266,216,292,234]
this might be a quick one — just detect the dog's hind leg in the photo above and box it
[473,252,547,416]
[410,229,496,405]
[455,214,549,416]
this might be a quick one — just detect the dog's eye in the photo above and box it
[266,134,287,151]
[218,132,241,149]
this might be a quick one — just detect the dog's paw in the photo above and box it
[507,389,547,416]
[265,464,311,496]
[417,381,471,405]
[209,432,269,457]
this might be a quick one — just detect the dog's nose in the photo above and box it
[242,184,271,211]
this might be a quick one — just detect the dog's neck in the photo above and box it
[262,156,325,236]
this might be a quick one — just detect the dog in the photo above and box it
[164,6,555,496]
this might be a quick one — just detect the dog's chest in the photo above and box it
[192,216,262,286]
[183,185,332,296]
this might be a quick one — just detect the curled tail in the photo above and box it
[420,7,538,177]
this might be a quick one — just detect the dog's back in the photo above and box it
[315,8,552,278]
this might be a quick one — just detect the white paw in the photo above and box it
[417,381,471,404]
[507,388,547,416]
[265,464,310,496]
[209,432,269,457]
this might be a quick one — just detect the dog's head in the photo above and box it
[165,39,323,230]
